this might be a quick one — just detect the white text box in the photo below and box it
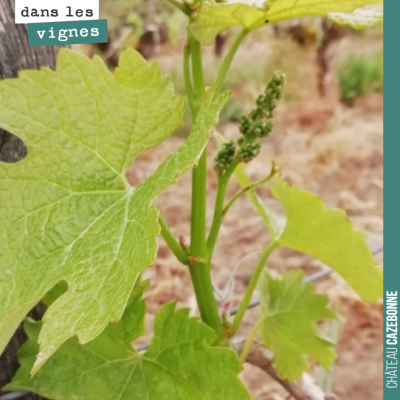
[15,0,99,24]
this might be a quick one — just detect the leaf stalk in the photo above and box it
[183,42,196,114]
[212,29,249,94]
[159,215,190,265]
[207,159,239,261]
[231,240,278,335]
[239,317,264,364]
[223,162,278,217]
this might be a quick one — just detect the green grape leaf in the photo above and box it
[258,270,336,381]
[190,0,383,45]
[190,2,268,45]
[41,281,68,307]
[329,4,383,29]
[272,176,383,302]
[5,302,251,400]
[0,48,228,373]
[215,130,382,302]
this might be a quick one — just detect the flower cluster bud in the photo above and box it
[215,71,285,173]
[259,70,286,118]
[239,71,285,139]
[239,117,273,139]
[237,142,261,163]
[214,140,236,173]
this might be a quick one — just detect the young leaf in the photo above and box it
[6,302,251,400]
[258,270,337,381]
[190,0,383,45]
[217,126,381,302]
[329,3,383,29]
[0,48,228,372]
[272,176,383,302]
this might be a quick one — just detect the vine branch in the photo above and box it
[188,34,224,341]
[235,341,329,400]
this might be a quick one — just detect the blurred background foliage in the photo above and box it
[338,51,383,104]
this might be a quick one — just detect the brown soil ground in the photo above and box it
[124,31,383,400]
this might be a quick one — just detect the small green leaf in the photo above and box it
[6,301,251,400]
[329,4,383,29]
[272,176,383,302]
[190,0,383,45]
[0,48,228,372]
[217,128,382,302]
[258,270,337,381]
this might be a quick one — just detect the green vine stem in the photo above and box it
[189,36,205,102]
[239,317,264,364]
[222,162,278,217]
[207,159,239,261]
[190,149,225,338]
[188,35,224,340]
[231,240,278,335]
[183,42,195,113]
[187,30,251,337]
[180,26,252,341]
[158,215,190,265]
[211,29,249,94]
